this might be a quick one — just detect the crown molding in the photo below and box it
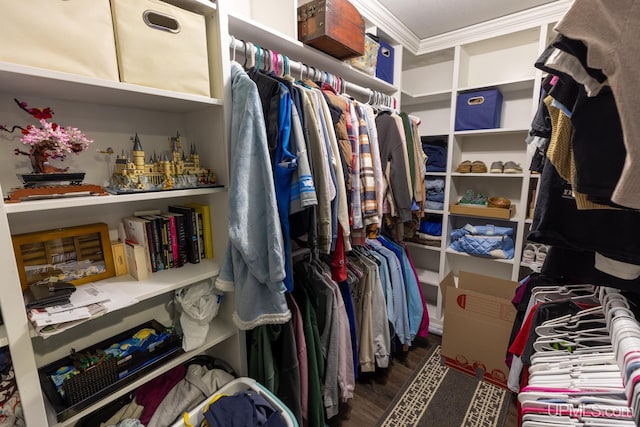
[416,0,572,54]
[348,0,421,51]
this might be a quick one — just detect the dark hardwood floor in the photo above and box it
[327,335,519,427]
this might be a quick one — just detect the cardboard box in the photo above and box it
[449,203,516,220]
[439,271,517,389]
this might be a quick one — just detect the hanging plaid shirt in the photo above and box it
[346,100,362,230]
[356,104,379,226]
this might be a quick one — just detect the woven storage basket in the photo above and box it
[62,358,119,406]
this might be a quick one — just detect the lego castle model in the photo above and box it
[107,132,216,192]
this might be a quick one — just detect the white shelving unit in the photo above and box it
[401,14,567,333]
[0,1,246,425]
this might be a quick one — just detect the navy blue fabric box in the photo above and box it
[455,89,503,131]
[375,39,394,84]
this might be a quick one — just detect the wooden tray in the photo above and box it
[449,203,516,220]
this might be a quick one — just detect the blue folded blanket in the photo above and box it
[449,224,515,259]
[423,144,447,172]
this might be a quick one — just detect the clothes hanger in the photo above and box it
[242,40,249,69]
[230,35,237,63]
[255,44,262,70]
[532,334,612,354]
[248,42,256,69]
[536,306,606,334]
[532,284,597,304]
[272,51,279,75]
[263,48,271,72]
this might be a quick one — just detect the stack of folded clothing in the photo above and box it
[406,215,442,247]
[449,224,515,259]
[425,178,445,210]
[421,137,447,172]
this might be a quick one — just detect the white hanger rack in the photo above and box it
[229,36,396,109]
[520,286,640,426]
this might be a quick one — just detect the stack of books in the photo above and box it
[122,203,213,277]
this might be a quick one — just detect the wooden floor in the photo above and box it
[327,336,519,427]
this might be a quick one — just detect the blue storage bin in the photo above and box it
[375,39,394,84]
[455,89,503,131]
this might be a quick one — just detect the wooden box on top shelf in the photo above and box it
[297,0,365,60]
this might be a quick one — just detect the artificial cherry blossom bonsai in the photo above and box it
[1,98,93,174]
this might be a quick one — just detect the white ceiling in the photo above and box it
[377,0,560,39]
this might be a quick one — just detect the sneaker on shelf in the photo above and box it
[522,243,537,263]
[535,244,549,264]
[471,160,488,173]
[490,161,504,173]
[503,161,523,174]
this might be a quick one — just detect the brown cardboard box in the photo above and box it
[449,203,516,219]
[439,271,518,389]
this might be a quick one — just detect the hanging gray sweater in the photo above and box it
[147,365,234,427]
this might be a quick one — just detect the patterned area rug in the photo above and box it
[376,346,511,427]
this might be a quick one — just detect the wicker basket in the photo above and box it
[62,357,119,406]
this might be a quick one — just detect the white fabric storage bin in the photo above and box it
[0,0,119,81]
[110,0,211,96]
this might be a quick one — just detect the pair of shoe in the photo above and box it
[459,189,487,206]
[490,161,522,174]
[456,160,487,173]
[522,243,549,264]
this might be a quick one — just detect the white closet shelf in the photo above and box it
[445,248,515,264]
[453,128,529,137]
[46,317,237,427]
[227,13,397,94]
[0,62,223,113]
[415,268,440,287]
[405,241,442,253]
[425,172,447,177]
[88,259,220,305]
[450,172,524,178]
[401,89,451,106]
[28,260,221,339]
[457,77,535,94]
[162,0,217,14]
[448,211,520,223]
[525,218,533,224]
[424,208,445,214]
[3,187,226,214]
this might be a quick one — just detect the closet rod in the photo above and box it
[229,37,389,104]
